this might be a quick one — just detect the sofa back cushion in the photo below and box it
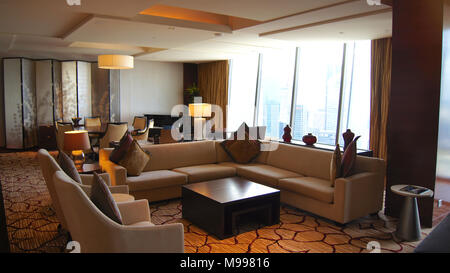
[266,143,333,180]
[143,140,217,171]
[215,140,270,164]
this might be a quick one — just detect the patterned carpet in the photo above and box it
[0,151,440,253]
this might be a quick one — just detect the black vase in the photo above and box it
[342,129,355,151]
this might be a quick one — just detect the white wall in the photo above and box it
[119,60,183,125]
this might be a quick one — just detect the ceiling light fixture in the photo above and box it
[98,54,134,69]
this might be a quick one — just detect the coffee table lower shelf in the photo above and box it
[181,180,280,240]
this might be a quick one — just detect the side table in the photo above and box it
[391,184,434,241]
[79,163,102,174]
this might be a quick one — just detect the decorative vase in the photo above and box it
[71,117,81,127]
[342,129,355,151]
[302,133,317,145]
[282,125,292,143]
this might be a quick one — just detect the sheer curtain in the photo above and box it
[370,38,392,160]
[198,60,229,130]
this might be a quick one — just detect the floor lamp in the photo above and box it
[189,103,211,141]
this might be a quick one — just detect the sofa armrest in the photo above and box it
[99,148,127,186]
[80,173,111,186]
[118,223,184,253]
[334,172,384,223]
[117,199,151,225]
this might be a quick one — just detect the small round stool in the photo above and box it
[390,184,433,241]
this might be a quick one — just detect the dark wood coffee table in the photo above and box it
[182,177,280,239]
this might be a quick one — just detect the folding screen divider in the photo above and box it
[1,58,120,149]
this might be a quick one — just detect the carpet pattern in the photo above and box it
[0,151,438,253]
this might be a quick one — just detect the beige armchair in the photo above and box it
[99,122,128,149]
[132,126,149,141]
[53,170,184,253]
[37,149,129,230]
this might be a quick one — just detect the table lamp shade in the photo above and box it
[189,103,212,118]
[64,131,91,151]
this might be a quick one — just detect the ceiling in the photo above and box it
[0,0,392,63]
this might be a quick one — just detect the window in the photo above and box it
[256,49,296,139]
[227,41,372,149]
[339,41,372,150]
[227,54,259,131]
[293,42,344,145]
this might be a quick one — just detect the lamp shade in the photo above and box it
[98,55,134,69]
[189,103,212,118]
[64,130,91,151]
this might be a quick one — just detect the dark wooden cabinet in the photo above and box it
[38,125,57,151]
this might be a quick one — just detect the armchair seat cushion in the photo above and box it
[128,221,155,227]
[279,177,335,203]
[173,164,236,183]
[126,170,187,191]
[237,164,301,187]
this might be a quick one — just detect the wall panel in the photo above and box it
[61,61,77,122]
[21,59,37,148]
[36,60,54,126]
[3,59,23,149]
[77,61,92,121]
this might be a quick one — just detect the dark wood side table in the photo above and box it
[79,163,102,174]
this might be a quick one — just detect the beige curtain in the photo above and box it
[198,60,229,130]
[370,38,392,161]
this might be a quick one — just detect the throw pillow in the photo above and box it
[90,172,123,224]
[109,131,133,164]
[341,136,361,177]
[221,131,261,164]
[118,140,150,176]
[330,144,342,186]
[57,151,82,184]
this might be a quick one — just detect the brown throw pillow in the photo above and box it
[57,152,82,184]
[330,144,342,186]
[118,140,150,176]
[221,131,261,164]
[341,136,360,177]
[90,172,122,224]
[109,131,133,164]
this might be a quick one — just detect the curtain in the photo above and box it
[370,38,392,160]
[198,60,229,130]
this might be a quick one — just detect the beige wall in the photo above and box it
[119,60,183,125]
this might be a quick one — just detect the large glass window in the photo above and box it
[292,42,344,145]
[227,41,372,149]
[256,49,296,139]
[339,41,372,150]
[227,53,259,131]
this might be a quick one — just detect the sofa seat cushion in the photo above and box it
[126,170,187,191]
[172,164,236,183]
[278,177,335,203]
[237,164,302,187]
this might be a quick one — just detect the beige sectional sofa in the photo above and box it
[100,140,385,224]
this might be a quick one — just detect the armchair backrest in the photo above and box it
[55,122,74,153]
[84,116,101,127]
[37,149,68,229]
[132,116,147,130]
[99,123,128,149]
